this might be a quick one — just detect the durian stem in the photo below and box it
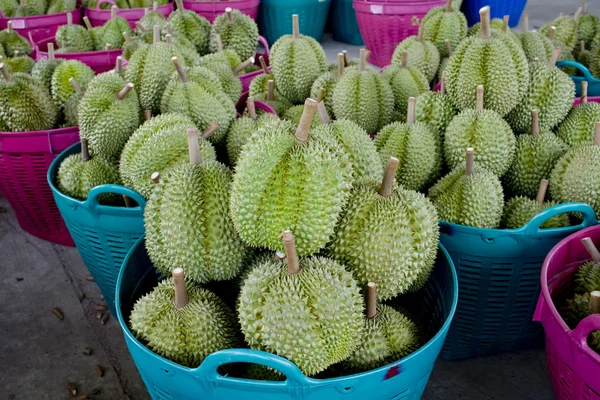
[267,80,274,101]
[581,40,586,53]
[480,6,492,40]
[115,56,123,73]
[105,43,112,50]
[280,231,300,275]
[445,0,452,12]
[522,13,529,32]
[186,128,203,165]
[247,96,257,120]
[366,282,378,319]
[215,34,224,52]
[595,122,600,146]
[476,85,484,111]
[465,148,475,176]
[172,268,189,309]
[583,0,588,14]
[317,101,331,125]
[379,157,399,197]
[116,83,134,100]
[151,172,160,184]
[153,25,160,43]
[175,0,183,13]
[591,291,600,314]
[444,40,452,57]
[67,12,72,25]
[343,50,350,67]
[503,15,509,32]
[316,87,324,103]
[401,50,408,68]
[440,71,446,95]
[172,57,188,82]
[111,5,117,19]
[531,109,540,136]
[144,110,152,120]
[549,26,556,41]
[581,81,588,104]
[48,43,55,61]
[407,97,416,124]
[81,138,90,162]
[292,14,300,39]
[294,98,318,142]
[233,57,255,75]
[144,7,148,16]
[226,7,233,22]
[201,122,219,139]
[582,237,600,262]
[123,196,133,207]
[123,32,132,44]
[153,1,157,11]
[135,21,147,33]
[82,16,92,30]
[7,21,12,33]
[13,50,18,57]
[536,179,549,204]
[0,64,11,81]
[417,25,424,42]
[165,34,173,45]
[337,53,345,77]
[574,6,583,19]
[359,48,367,72]
[548,46,561,67]
[61,40,66,49]
[166,22,173,35]
[259,55,268,74]
[69,78,83,94]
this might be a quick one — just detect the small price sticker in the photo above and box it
[10,19,25,29]
[370,5,383,14]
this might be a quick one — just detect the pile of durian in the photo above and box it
[0,0,75,17]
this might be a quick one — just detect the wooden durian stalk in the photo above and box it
[476,85,484,111]
[7,21,12,33]
[247,96,257,120]
[407,96,416,124]
[581,81,588,104]
[172,56,188,82]
[123,32,132,44]
[292,14,300,40]
[144,7,148,16]
[233,56,255,75]
[359,48,368,72]
[444,0,452,12]
[165,34,173,46]
[166,22,173,35]
[480,6,492,40]
[591,291,600,314]
[581,40,586,54]
[548,46,562,68]
[116,83,134,100]
[549,26,556,41]
[316,87,324,103]
[581,237,600,262]
[174,0,184,13]
[81,138,90,162]
[201,122,219,139]
[226,7,234,23]
[295,98,318,142]
[531,109,540,136]
[144,110,152,120]
[535,179,549,204]
[47,43,55,61]
[215,33,224,52]
[465,148,475,176]
[367,282,378,319]
[574,7,583,19]
[343,50,350,67]
[111,5,117,20]
[67,12,73,25]
[595,122,600,146]
[417,25,425,42]
[317,100,331,125]
[259,55,268,74]
[337,52,345,77]
[522,13,529,32]
[172,268,189,309]
[153,1,158,11]
[135,22,147,33]
[280,230,300,274]
[503,15,510,32]
[186,127,202,165]
[83,16,93,30]
[0,63,11,81]
[115,56,123,73]
[105,43,112,50]
[151,172,160,184]
[401,50,408,68]
[69,78,83,94]
[583,0,588,14]
[153,25,161,44]
[267,79,275,101]
[440,71,447,95]
[379,157,399,197]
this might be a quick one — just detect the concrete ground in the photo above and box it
[1,1,598,399]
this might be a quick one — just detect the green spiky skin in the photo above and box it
[420,4,467,58]
[50,60,94,109]
[437,57,449,81]
[168,9,211,55]
[383,65,429,119]
[428,165,504,228]
[444,109,516,177]
[20,0,46,14]
[196,59,242,104]
[501,197,570,229]
[139,12,167,39]
[55,24,95,52]
[270,33,328,104]
[248,72,274,97]
[557,102,600,147]
[563,292,592,326]
[281,104,320,129]
[183,65,226,96]
[238,255,364,376]
[209,9,258,61]
[13,3,35,15]
[332,69,394,134]
[120,113,216,199]
[515,31,554,64]
[95,15,132,50]
[122,39,146,61]
[253,93,292,116]
[0,29,32,56]
[574,261,600,294]
[230,120,352,255]
[576,47,592,68]
[46,0,75,14]
[0,0,18,17]
[310,70,338,116]
[578,13,600,48]
[56,153,120,202]
[466,18,504,37]
[415,91,457,135]
[31,58,62,90]
[244,365,285,381]
[553,41,577,76]
[591,45,600,77]
[63,91,82,126]
[167,34,201,66]
[541,16,578,48]
[503,131,567,198]
[199,50,241,69]
[328,181,439,299]
[226,113,279,167]
[130,277,239,368]
[0,73,57,132]
[550,144,600,216]
[391,36,440,82]
[128,0,154,8]
[3,55,35,73]
[78,73,141,159]
[375,121,442,191]
[342,305,420,372]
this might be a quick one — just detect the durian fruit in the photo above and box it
[576,40,593,67]
[540,8,581,49]
[230,99,353,256]
[270,14,328,104]
[309,52,344,117]
[0,64,57,131]
[78,76,141,159]
[15,0,44,15]
[328,156,439,299]
[0,0,18,17]
[420,0,467,59]
[120,113,216,199]
[145,127,247,283]
[391,26,440,82]
[253,79,292,115]
[237,230,364,376]
[209,7,258,61]
[196,45,243,104]
[55,12,94,53]
[506,49,575,134]
[50,59,94,110]
[139,2,166,36]
[95,6,132,50]
[375,98,441,190]
[575,237,600,294]
[168,0,210,55]
[31,43,62,90]
[200,40,242,69]
[384,51,429,120]
[429,148,504,228]
[282,103,320,130]
[332,49,394,134]
[162,22,201,67]
[577,1,599,48]
[248,55,274,96]
[557,81,600,147]
[436,39,452,81]
[342,283,420,372]
[564,291,594,326]
[504,109,568,198]
[56,138,120,202]
[501,179,570,229]
[0,22,32,57]
[444,86,516,177]
[1,50,34,73]
[122,31,146,61]
[130,268,239,368]
[547,26,577,76]
[550,123,600,216]
[415,71,457,135]
[516,14,554,64]
[63,77,83,126]
[446,7,529,117]
[46,0,75,14]
[160,57,236,143]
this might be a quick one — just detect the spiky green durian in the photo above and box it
[282,104,320,129]
[3,52,34,73]
[31,44,62,90]
[270,15,328,104]
[574,252,600,294]
[95,7,132,50]
[199,48,241,69]
[252,78,291,115]
[383,51,429,119]
[548,29,577,76]
[230,102,352,255]
[0,0,18,16]
[415,73,456,135]
[391,26,440,82]
[466,17,504,36]
[130,269,239,368]
[540,11,579,49]
[0,23,32,56]
[238,231,364,376]
[55,13,95,52]
[122,32,146,61]
[564,292,593,325]
[13,0,35,16]
[309,53,346,117]
[244,365,285,381]
[420,0,467,58]
[18,0,46,15]
[575,40,593,67]
[209,7,258,61]
[46,0,75,14]
[577,4,599,48]
[248,59,273,97]
[162,27,201,66]
[62,77,84,126]
[515,16,555,64]
[168,0,211,55]
[429,148,504,228]
[50,59,94,109]
[0,66,57,131]
[557,85,600,147]
[139,3,167,37]
[120,113,216,199]
[196,55,243,103]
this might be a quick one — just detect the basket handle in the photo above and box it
[96,0,117,10]
[556,60,597,80]
[522,202,597,235]
[571,314,600,358]
[86,184,146,214]
[257,35,269,58]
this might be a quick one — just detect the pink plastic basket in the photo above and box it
[353,0,446,67]
[534,224,600,400]
[238,35,269,92]
[235,91,278,116]
[34,37,123,73]
[0,7,82,45]
[84,0,174,28]
[0,127,79,246]
[182,0,260,23]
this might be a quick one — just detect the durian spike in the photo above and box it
[581,81,588,104]
[417,25,424,42]
[480,6,492,39]
[549,26,556,41]
[337,53,345,77]
[123,196,133,207]
[366,282,378,319]
[444,39,452,57]
[407,97,416,124]
[81,138,90,162]
[316,87,324,103]
[465,148,475,176]
[165,34,173,45]
[135,21,147,33]
[151,172,160,184]
[186,127,203,165]
[594,122,600,146]
[69,78,83,94]
[581,40,586,53]
[292,14,300,39]
[115,56,123,73]
[172,268,189,309]
[111,5,117,20]
[153,25,160,43]
[67,12,72,25]
[7,21,11,33]
[503,15,509,32]
[153,1,157,11]
[116,83,134,100]
[267,80,274,101]
[105,43,112,50]
[401,50,408,68]
[0,64,11,81]
[172,57,188,82]
[574,7,582,19]
[144,110,152,120]
[247,96,257,120]
[201,122,219,139]
[215,34,224,52]
[522,13,529,32]
[83,16,93,30]
[440,71,446,95]
[359,48,367,72]
[535,179,549,204]
[476,85,484,111]
[582,237,600,262]
[445,0,452,12]
[531,109,540,136]
[591,291,600,314]
[343,50,350,67]
[379,157,399,197]
[317,101,331,125]
[294,98,318,142]
[233,57,255,75]
[123,32,132,44]
[259,55,268,74]
[174,0,183,13]
[48,43,55,60]
[166,22,173,35]
[279,230,300,274]
[226,7,233,22]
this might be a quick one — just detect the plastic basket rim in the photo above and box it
[115,237,459,384]
[35,36,124,57]
[83,1,173,12]
[0,124,78,138]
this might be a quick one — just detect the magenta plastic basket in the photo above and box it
[84,0,174,28]
[0,7,82,44]
[534,225,600,400]
[0,127,79,246]
[238,36,270,92]
[34,36,123,73]
[354,0,446,67]
[182,0,260,23]
[235,91,278,116]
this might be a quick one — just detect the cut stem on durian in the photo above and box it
[174,0,183,13]
[153,25,160,43]
[535,179,549,204]
[186,127,203,165]
[215,33,224,52]
[292,14,300,39]
[316,87,324,103]
[7,21,12,33]
[417,25,424,42]
[280,230,300,274]
[522,13,529,32]
[111,5,117,19]
[115,56,123,73]
[548,46,561,67]
[444,40,452,57]
[317,101,331,124]
[83,16,93,30]
[445,0,452,12]
[48,43,55,60]
[144,110,152,121]
[549,26,556,41]
[172,268,189,309]
[581,81,588,104]
[476,85,484,111]
[465,148,475,176]
[294,98,318,142]
[233,57,255,75]
[0,64,11,81]
[172,57,188,82]
[401,50,408,68]
[135,22,147,33]
[591,291,600,314]
[166,22,173,35]
[580,40,586,53]
[503,15,510,32]
[366,282,378,319]
[480,6,492,40]
[440,71,446,95]
[67,12,72,25]
[581,237,600,263]
[153,1,157,11]
[105,43,112,51]
[165,34,173,46]
[201,122,219,139]
[247,96,257,120]
[379,157,399,197]
[343,50,350,67]
[595,122,600,146]
[259,55,268,74]
[69,78,83,94]
[359,48,367,72]
[81,138,90,162]
[226,7,234,23]
[151,172,160,184]
[337,52,345,77]
[267,80,275,101]
[574,7,583,19]
[531,109,540,136]
[116,83,134,100]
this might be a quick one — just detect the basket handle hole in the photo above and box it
[161,368,171,375]
[485,237,494,243]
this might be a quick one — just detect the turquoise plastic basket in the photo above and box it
[259,0,332,45]
[116,238,458,400]
[330,0,363,45]
[47,142,146,315]
[556,60,600,98]
[439,202,597,360]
